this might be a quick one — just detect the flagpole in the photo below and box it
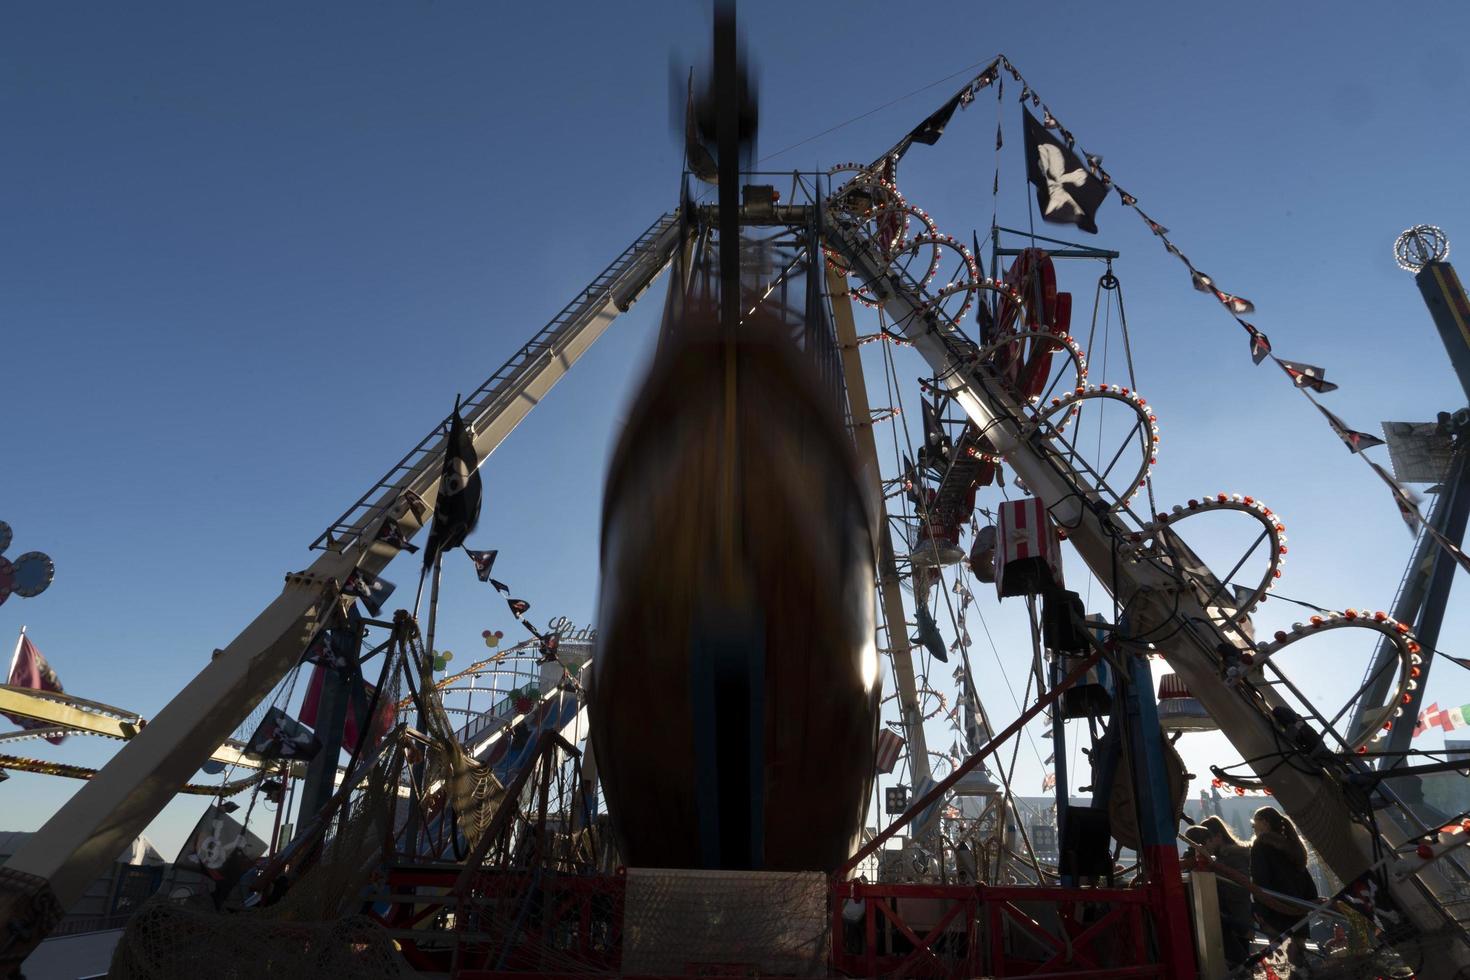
[405,551,442,857]
[423,554,443,690]
[8,626,24,683]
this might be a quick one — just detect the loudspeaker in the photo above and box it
[1042,589,1089,653]
[1059,804,1112,879]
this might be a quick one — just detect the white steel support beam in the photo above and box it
[826,267,932,787]
[0,214,683,954]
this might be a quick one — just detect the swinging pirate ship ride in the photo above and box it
[4,9,1470,979]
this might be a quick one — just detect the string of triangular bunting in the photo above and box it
[865,55,1470,578]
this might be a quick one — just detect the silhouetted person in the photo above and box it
[1250,806,1318,969]
[1186,816,1253,968]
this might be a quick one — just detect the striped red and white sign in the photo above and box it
[995,497,1064,597]
[875,729,905,774]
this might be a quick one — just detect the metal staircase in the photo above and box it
[312,211,683,553]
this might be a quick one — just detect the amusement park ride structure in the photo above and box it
[6,30,1470,980]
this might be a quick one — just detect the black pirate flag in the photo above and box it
[424,409,482,568]
[343,568,395,617]
[465,548,498,583]
[175,805,267,905]
[536,632,561,665]
[1023,110,1106,234]
[375,518,418,554]
[902,453,924,508]
[919,399,952,473]
[897,91,964,158]
[244,706,321,762]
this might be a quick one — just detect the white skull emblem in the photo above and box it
[442,458,471,496]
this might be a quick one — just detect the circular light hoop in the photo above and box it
[895,234,979,313]
[826,202,937,277]
[882,684,950,722]
[827,161,886,195]
[971,330,1089,432]
[11,552,54,599]
[848,226,942,307]
[1134,494,1286,622]
[827,165,905,230]
[927,748,957,778]
[1032,386,1159,510]
[926,278,1031,339]
[851,232,975,311]
[918,684,949,721]
[1242,612,1419,751]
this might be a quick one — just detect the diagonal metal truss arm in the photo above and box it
[824,213,1470,976]
[0,213,684,957]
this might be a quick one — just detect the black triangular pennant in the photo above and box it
[1239,322,1272,364]
[903,91,964,149]
[375,518,419,554]
[1313,403,1386,454]
[1278,359,1339,394]
[464,548,498,583]
[1369,461,1423,533]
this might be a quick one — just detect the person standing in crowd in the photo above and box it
[1185,817,1254,969]
[1250,806,1318,968]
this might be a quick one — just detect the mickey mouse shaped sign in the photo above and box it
[0,522,54,607]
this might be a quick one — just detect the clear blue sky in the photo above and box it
[5,1,1470,859]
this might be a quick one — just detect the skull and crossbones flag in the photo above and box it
[245,706,321,761]
[1023,110,1106,234]
[375,518,418,554]
[343,568,395,617]
[175,805,266,882]
[424,408,482,568]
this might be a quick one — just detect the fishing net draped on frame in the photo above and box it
[107,751,404,980]
[109,621,515,979]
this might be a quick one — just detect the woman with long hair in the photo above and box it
[1192,816,1253,968]
[1250,806,1318,967]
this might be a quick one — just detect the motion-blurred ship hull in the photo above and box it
[589,317,879,873]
